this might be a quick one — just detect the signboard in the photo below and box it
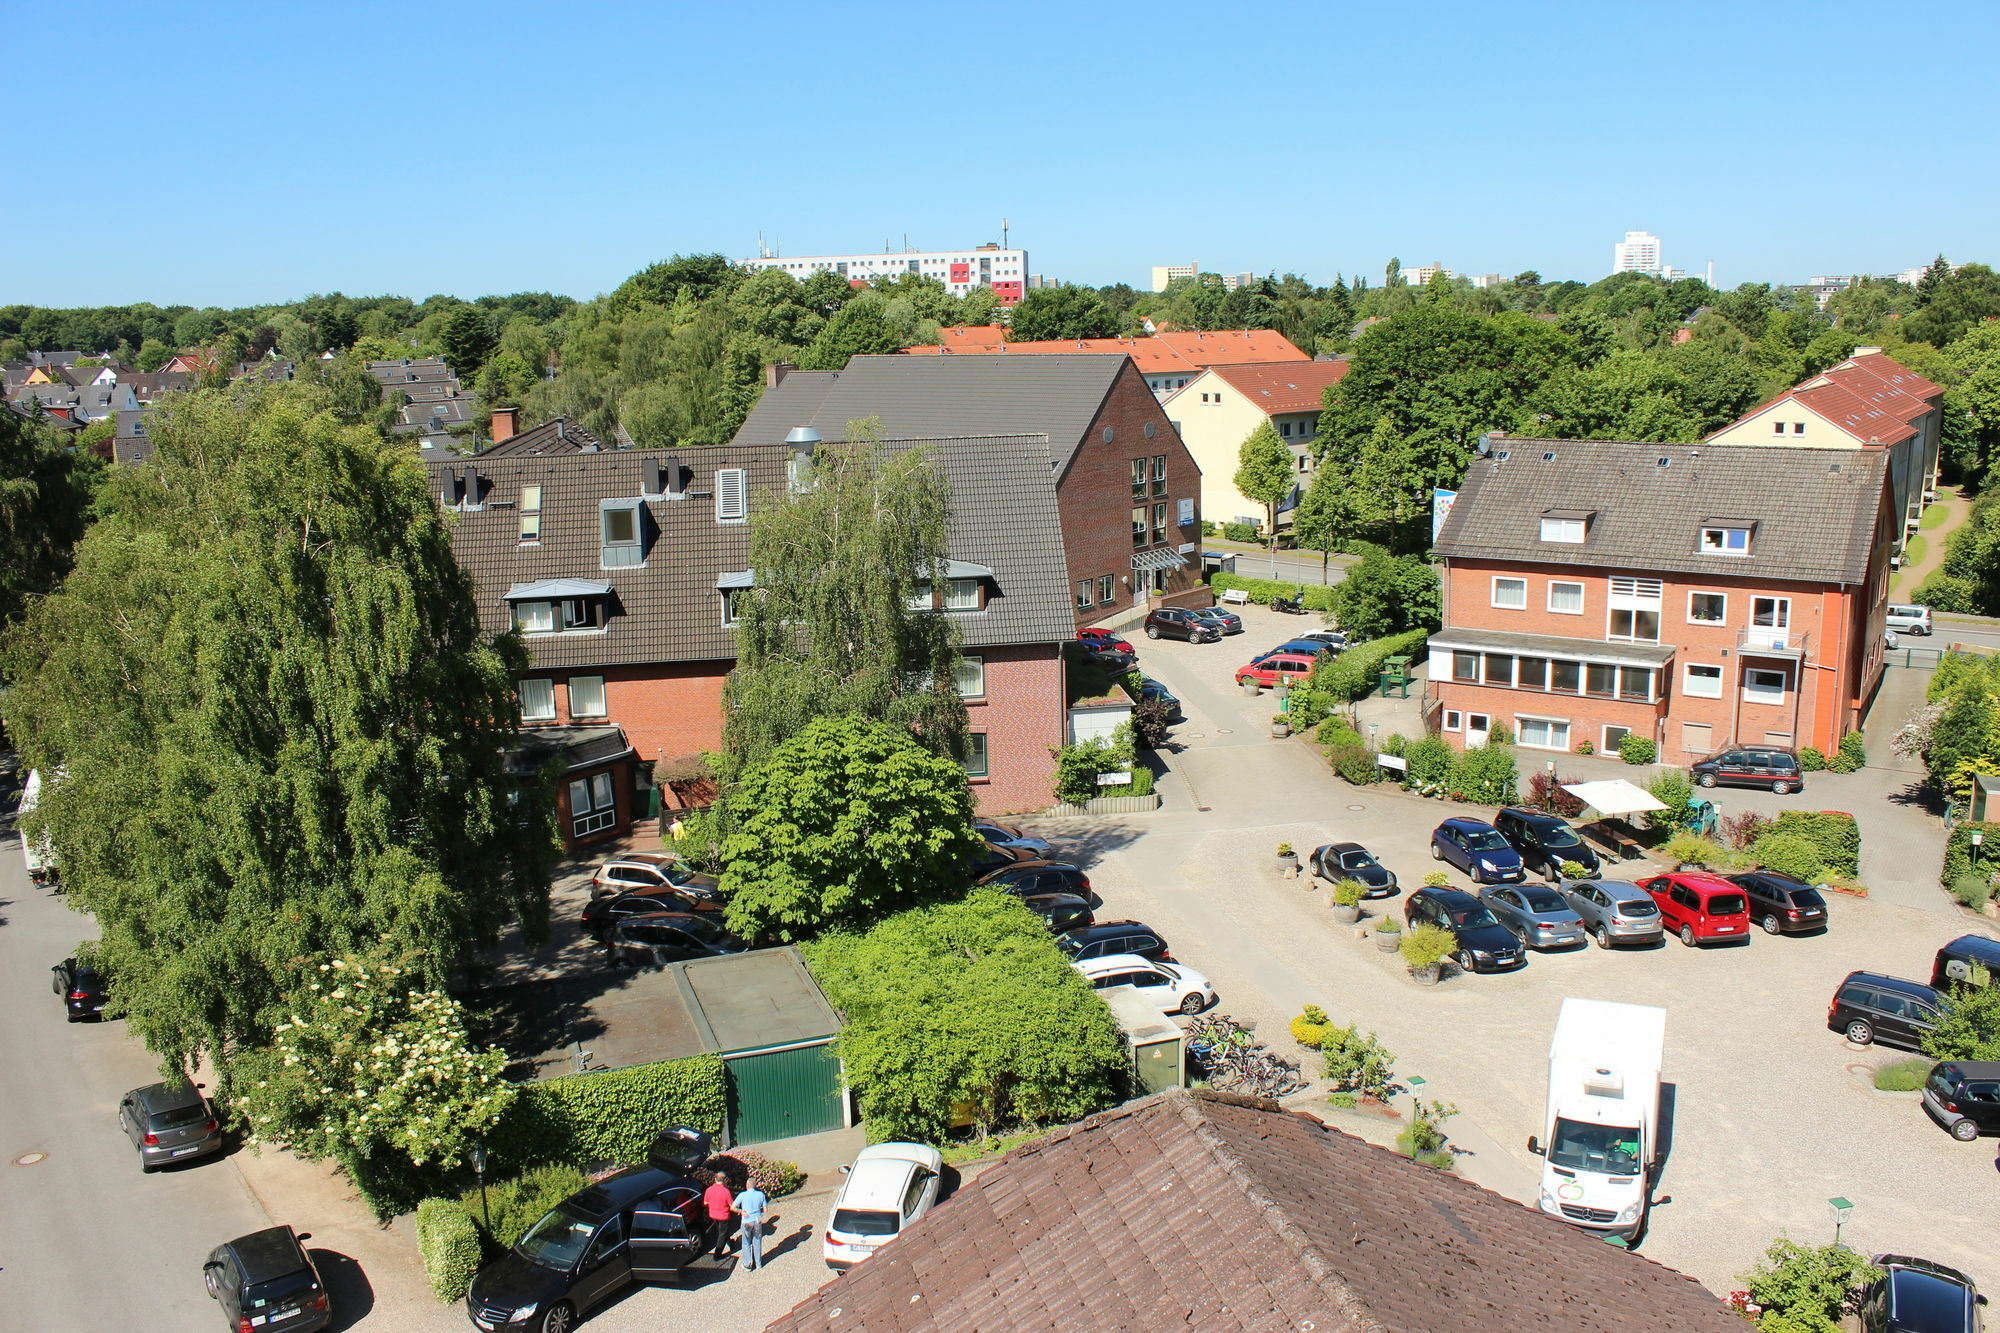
[1096,770,1134,786]
[1431,489,1458,542]
[1377,753,1409,772]
[1177,497,1195,527]
[1176,541,1196,555]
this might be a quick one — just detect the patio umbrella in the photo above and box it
[1559,779,1667,818]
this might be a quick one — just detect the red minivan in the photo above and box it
[1641,871,1750,947]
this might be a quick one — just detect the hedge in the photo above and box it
[416,1197,483,1302]
[1210,572,1339,611]
[1320,629,1429,703]
[1759,810,1860,879]
[463,1162,589,1248]
[1942,821,2000,890]
[487,1054,727,1170]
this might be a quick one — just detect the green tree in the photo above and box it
[1004,285,1118,341]
[1923,983,2000,1061]
[0,384,558,1082]
[1326,543,1440,638]
[134,337,174,372]
[437,305,497,378]
[797,298,901,370]
[1915,255,1954,306]
[0,404,93,628]
[610,253,741,312]
[475,352,536,408]
[1907,264,2000,348]
[1938,324,2000,484]
[1289,460,1350,581]
[1738,1239,1880,1333]
[720,716,982,941]
[1925,683,1995,797]
[1232,420,1293,538]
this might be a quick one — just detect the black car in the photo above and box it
[1404,887,1525,972]
[582,888,723,940]
[1932,934,2000,990]
[1828,970,1945,1049]
[1922,1063,2000,1143]
[968,841,1037,879]
[1860,1253,1987,1330]
[1493,808,1601,880]
[1144,607,1218,643]
[1690,746,1805,794]
[1054,920,1173,964]
[1021,892,1094,932]
[976,859,1095,903]
[52,956,107,1021]
[467,1130,715,1333]
[120,1080,224,1170]
[1134,677,1182,720]
[1189,607,1242,636]
[1309,842,1398,897]
[1728,870,1829,935]
[202,1226,330,1333]
[604,912,748,968]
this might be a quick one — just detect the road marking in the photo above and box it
[13,1151,47,1166]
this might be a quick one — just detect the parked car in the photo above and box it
[1403,887,1525,972]
[1478,883,1588,950]
[605,912,748,968]
[1255,638,1337,661]
[968,841,1038,879]
[1556,878,1664,949]
[52,956,107,1021]
[1859,1253,1985,1329]
[1076,627,1135,654]
[1493,808,1601,879]
[1922,1063,2000,1143]
[1885,603,1935,637]
[1309,842,1398,897]
[1294,629,1348,651]
[1072,953,1216,1014]
[976,859,1094,903]
[589,853,723,910]
[1235,652,1317,690]
[1932,934,2000,990]
[467,1129,714,1331]
[823,1142,944,1271]
[1430,818,1527,885]
[582,887,726,939]
[1189,607,1243,636]
[1054,920,1173,964]
[1641,871,1751,946]
[119,1080,224,1171]
[1021,892,1094,933]
[201,1226,331,1333]
[1144,607,1218,643]
[1075,628,1137,668]
[974,820,1051,857]
[1727,870,1830,935]
[1885,627,1902,651]
[1828,971,1946,1049]
[1134,676,1182,720]
[1689,746,1805,794]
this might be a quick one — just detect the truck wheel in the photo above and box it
[1952,1118,1981,1142]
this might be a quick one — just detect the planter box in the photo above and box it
[1046,794,1163,817]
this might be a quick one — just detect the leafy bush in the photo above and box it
[1617,733,1657,765]
[1721,810,1772,851]
[1381,732,1407,756]
[489,1055,727,1172]
[1798,746,1827,771]
[1222,521,1258,543]
[1285,686,1336,731]
[1290,1005,1329,1049]
[1831,730,1866,773]
[1873,1058,1932,1092]
[1762,811,1860,877]
[1664,831,1729,868]
[1643,769,1698,832]
[1575,738,1595,754]
[1422,871,1450,888]
[1325,544,1442,639]
[1375,916,1402,936]
[1523,770,1586,816]
[1053,736,1131,804]
[1317,715,1363,748]
[1332,878,1366,907]
[466,1163,590,1248]
[1558,860,1590,879]
[1484,720,1512,747]
[1748,832,1829,882]
[1950,873,1994,910]
[1123,765,1155,797]
[1941,821,2000,889]
[1924,984,2000,1061]
[1403,735,1458,789]
[1200,519,1218,536]
[806,892,1125,1141]
[1332,745,1383,785]
[1400,922,1457,970]
[718,1150,804,1198]
[1209,572,1336,610]
[416,1197,483,1302]
[1738,1238,1881,1332]
[1396,1099,1458,1171]
[1318,629,1429,703]
[1319,1023,1395,1096]
[1454,743,1517,805]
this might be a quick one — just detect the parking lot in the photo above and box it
[1054,605,2000,1296]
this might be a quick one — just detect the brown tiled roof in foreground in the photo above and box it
[766,1088,1741,1333]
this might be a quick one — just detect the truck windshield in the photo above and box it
[1550,1118,1642,1177]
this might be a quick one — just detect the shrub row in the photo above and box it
[1761,810,1860,879]
[462,1162,590,1249]
[1319,629,1429,703]
[416,1197,483,1302]
[1209,572,1338,611]
[1942,821,2000,890]
[487,1054,728,1171]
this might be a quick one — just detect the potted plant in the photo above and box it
[1272,713,1292,739]
[1331,878,1365,923]
[1276,842,1299,876]
[1400,922,1457,985]
[1374,916,1403,952]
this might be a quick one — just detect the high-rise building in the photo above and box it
[738,243,1028,304]
[1612,230,1663,276]
[1151,264,1259,292]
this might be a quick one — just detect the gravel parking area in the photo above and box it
[1044,605,2000,1297]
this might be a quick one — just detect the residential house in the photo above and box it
[767,1086,1744,1333]
[904,328,1309,398]
[431,425,1075,838]
[112,408,154,464]
[10,380,135,423]
[1162,359,1350,528]
[1702,349,1942,545]
[1429,438,1893,764]
[735,354,1206,625]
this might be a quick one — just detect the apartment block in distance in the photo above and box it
[739,244,1028,304]
[1163,360,1350,527]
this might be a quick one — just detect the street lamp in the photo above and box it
[1972,832,1985,877]
[470,1144,491,1235]
[1828,1196,1853,1248]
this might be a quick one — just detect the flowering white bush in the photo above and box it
[239,952,514,1171]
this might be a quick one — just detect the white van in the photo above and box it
[1885,604,1934,637]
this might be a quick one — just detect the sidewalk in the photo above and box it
[1891,485,1966,602]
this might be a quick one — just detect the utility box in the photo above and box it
[1101,986,1185,1095]
[1971,775,2000,823]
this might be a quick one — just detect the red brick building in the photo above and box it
[1430,439,1894,764]
[431,424,1075,844]
[735,354,1207,627]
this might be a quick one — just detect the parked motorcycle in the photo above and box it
[1271,590,1308,615]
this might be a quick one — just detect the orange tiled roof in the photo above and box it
[1202,360,1351,414]
[902,328,1308,376]
[1709,349,1936,447]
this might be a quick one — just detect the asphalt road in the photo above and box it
[1206,543,1352,586]
[0,819,274,1331]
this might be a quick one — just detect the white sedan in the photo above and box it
[823,1142,943,1270]
[1072,953,1216,1015]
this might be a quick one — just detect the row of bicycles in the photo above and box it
[1184,1012,1309,1099]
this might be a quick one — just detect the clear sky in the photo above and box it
[8,0,1994,308]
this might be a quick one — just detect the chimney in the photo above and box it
[642,456,665,497]
[766,361,797,389]
[1855,345,1884,357]
[459,465,480,507]
[490,406,519,443]
[662,456,687,499]
[786,426,821,493]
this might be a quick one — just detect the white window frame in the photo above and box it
[515,600,556,634]
[1683,663,1724,698]
[1698,526,1751,556]
[568,771,617,836]
[567,675,607,719]
[954,656,985,699]
[600,500,643,569]
[1606,576,1663,643]
[1514,714,1572,752]
[944,579,980,611]
[1602,724,1631,751]
[518,484,542,543]
[1547,581,1585,615]
[1442,710,1463,731]
[1491,577,1528,610]
[1752,596,1791,630]
[1539,517,1586,543]
[1075,581,1093,610]
[1687,591,1727,625]
[519,677,556,722]
[1744,668,1788,705]
[715,468,748,522]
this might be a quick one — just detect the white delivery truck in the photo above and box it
[1528,997,1665,1241]
[18,768,56,886]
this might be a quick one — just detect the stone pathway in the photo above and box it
[1892,485,1967,601]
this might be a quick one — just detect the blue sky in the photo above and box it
[8,0,1993,308]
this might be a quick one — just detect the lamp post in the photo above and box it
[1828,1196,1852,1248]
[470,1144,491,1236]
[1972,832,1985,877]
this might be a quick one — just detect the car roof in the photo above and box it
[1878,1256,1977,1323]
[227,1227,310,1283]
[841,1153,931,1210]
[1022,892,1089,908]
[1076,952,1164,974]
[1498,807,1564,827]
[1417,886,1480,907]
[136,1081,206,1114]
[1730,869,1811,886]
[562,1164,693,1218]
[1842,971,1943,1001]
[1574,878,1652,899]
[1439,817,1499,832]
[1256,652,1317,665]
[1656,870,1738,890]
[1324,841,1369,856]
[614,910,722,931]
[1934,1061,2000,1078]
[1941,934,2000,963]
[1060,921,1159,942]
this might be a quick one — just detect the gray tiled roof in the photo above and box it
[431,433,1073,671]
[474,416,606,457]
[733,354,1132,473]
[767,1088,1741,1333]
[1434,439,1887,586]
[506,724,634,774]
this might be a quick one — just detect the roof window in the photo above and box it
[1699,524,1752,557]
[1538,511,1590,544]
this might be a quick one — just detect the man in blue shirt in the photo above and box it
[734,1182,770,1271]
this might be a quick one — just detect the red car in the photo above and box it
[1235,652,1317,690]
[1640,871,1750,947]
[1077,628,1135,654]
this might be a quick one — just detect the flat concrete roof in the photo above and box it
[673,947,841,1054]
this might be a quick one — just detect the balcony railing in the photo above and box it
[1738,627,1812,660]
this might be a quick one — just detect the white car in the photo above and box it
[823,1142,943,1270]
[1072,953,1216,1015]
[1295,629,1348,652]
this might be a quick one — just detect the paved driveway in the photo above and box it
[1039,607,2000,1298]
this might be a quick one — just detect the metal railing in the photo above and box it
[1737,627,1812,659]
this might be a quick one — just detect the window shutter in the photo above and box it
[715,469,747,522]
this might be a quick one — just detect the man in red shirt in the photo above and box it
[702,1171,736,1258]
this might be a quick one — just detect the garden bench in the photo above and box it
[1218,588,1250,605]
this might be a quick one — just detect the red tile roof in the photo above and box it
[1202,359,1351,415]
[904,329,1308,376]
[1709,350,1936,447]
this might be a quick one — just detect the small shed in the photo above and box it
[1100,986,1185,1095]
[671,949,847,1146]
[1971,774,2000,823]
[1068,694,1134,746]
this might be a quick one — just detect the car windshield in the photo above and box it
[1790,887,1825,907]
[1707,894,1747,916]
[1538,826,1582,849]
[244,1271,315,1307]
[1615,897,1658,917]
[1549,1118,1643,1177]
[832,1208,901,1237]
[515,1204,597,1270]
[1446,904,1500,928]
[150,1103,210,1130]
[1341,851,1378,870]
[674,915,734,944]
[1520,889,1567,913]
[1461,829,1510,852]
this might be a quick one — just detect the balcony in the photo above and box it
[1738,627,1811,660]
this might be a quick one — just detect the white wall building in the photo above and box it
[739,245,1028,303]
[1150,264,1260,292]
[1612,230,1663,275]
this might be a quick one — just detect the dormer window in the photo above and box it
[600,498,644,569]
[505,579,611,634]
[1538,510,1590,543]
[1699,525,1752,556]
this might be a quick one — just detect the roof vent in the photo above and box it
[1542,452,1555,461]
[1495,450,1511,461]
[1657,457,1672,467]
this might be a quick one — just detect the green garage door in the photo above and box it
[728,1042,843,1145]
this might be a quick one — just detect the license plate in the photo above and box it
[1716,925,1738,932]
[171,1145,202,1156]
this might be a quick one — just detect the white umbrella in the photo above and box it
[1560,779,1667,818]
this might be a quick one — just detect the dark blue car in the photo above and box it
[1430,818,1527,885]
[1254,638,1336,662]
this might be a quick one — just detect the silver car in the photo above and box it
[1558,878,1665,948]
[118,1080,224,1170]
[1479,883,1587,950]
